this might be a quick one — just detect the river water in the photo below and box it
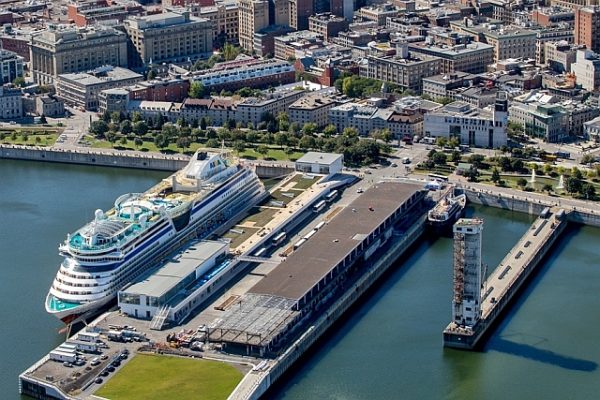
[1,159,599,399]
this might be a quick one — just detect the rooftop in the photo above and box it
[58,67,142,86]
[122,240,227,299]
[295,151,342,165]
[249,182,421,301]
[289,95,335,110]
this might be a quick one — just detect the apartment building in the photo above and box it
[574,6,600,54]
[408,42,494,74]
[238,0,269,51]
[0,49,23,84]
[0,85,22,120]
[195,1,240,46]
[30,25,128,84]
[288,94,337,128]
[308,13,349,41]
[571,49,600,91]
[124,11,213,68]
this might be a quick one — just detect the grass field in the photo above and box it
[0,129,60,147]
[223,226,260,248]
[245,207,279,227]
[95,354,242,400]
[287,174,319,190]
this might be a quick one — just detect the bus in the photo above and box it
[312,200,326,213]
[293,238,307,250]
[428,173,449,182]
[314,221,326,230]
[271,232,286,246]
[303,229,317,241]
[325,190,339,202]
[253,247,268,257]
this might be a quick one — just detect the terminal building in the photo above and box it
[118,240,229,325]
[294,152,343,175]
[209,182,426,356]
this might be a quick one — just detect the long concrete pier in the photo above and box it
[443,207,568,350]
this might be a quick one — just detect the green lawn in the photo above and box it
[239,147,304,161]
[223,226,260,248]
[245,207,279,227]
[95,354,243,400]
[287,174,319,190]
[0,129,60,147]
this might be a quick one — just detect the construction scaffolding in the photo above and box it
[453,232,466,304]
[209,294,300,352]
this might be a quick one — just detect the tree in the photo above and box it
[275,132,289,148]
[12,76,26,87]
[154,134,169,149]
[119,136,128,146]
[200,117,207,131]
[436,137,448,147]
[468,154,485,168]
[432,152,447,165]
[206,138,219,148]
[581,183,596,199]
[302,122,317,135]
[581,154,595,165]
[233,140,246,154]
[120,119,132,135]
[110,111,122,124]
[451,150,461,163]
[133,121,148,136]
[147,69,157,80]
[571,167,583,180]
[134,137,144,149]
[323,124,337,137]
[491,167,501,184]
[565,177,582,194]
[222,43,241,61]
[343,127,359,138]
[299,134,316,150]
[188,81,205,99]
[256,144,269,157]
[131,112,142,123]
[176,136,191,152]
[543,163,553,175]
[542,184,553,194]
[90,120,109,138]
[516,178,528,189]
[105,131,117,144]
[39,114,47,124]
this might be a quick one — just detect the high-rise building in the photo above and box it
[0,85,22,120]
[124,11,213,68]
[571,49,600,91]
[195,0,240,47]
[30,25,128,85]
[238,0,270,51]
[575,6,600,53]
[452,218,484,328]
[289,0,314,30]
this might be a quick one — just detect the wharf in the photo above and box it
[443,207,569,350]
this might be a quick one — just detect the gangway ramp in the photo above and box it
[237,255,283,265]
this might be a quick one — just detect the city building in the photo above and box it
[571,49,600,91]
[118,240,229,321]
[0,49,23,84]
[274,30,324,60]
[236,89,306,126]
[67,0,144,27]
[452,218,484,328]
[308,13,349,41]
[30,25,128,84]
[184,56,295,91]
[35,95,65,117]
[98,88,130,114]
[574,6,600,54]
[180,97,238,125]
[288,94,337,128]
[56,66,143,110]
[124,11,213,68]
[238,0,269,51]
[359,42,442,93]
[408,42,494,74]
[562,101,600,137]
[530,6,574,27]
[295,152,343,175]
[584,115,600,141]
[195,1,240,46]
[0,85,23,120]
[253,25,294,57]
[0,34,30,62]
[509,101,569,142]
[359,4,399,26]
[423,93,508,148]
[533,25,574,65]
[289,0,314,30]
[422,72,480,100]
[545,40,578,72]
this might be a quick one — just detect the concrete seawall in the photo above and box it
[0,145,189,171]
[463,188,600,227]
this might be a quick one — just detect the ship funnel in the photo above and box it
[94,209,104,221]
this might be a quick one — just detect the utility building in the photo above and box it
[452,218,484,328]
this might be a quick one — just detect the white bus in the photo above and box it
[253,247,268,257]
[314,221,326,230]
[271,232,287,246]
[293,238,307,250]
[325,190,339,202]
[313,200,326,213]
[303,229,317,241]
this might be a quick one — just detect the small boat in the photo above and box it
[428,191,467,235]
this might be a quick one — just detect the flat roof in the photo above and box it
[249,182,421,301]
[122,240,227,299]
[295,151,342,165]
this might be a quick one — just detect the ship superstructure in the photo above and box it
[46,151,265,324]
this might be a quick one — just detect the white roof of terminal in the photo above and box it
[296,151,342,165]
[121,240,227,299]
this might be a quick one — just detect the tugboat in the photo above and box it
[428,190,467,235]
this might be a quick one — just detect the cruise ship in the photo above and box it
[46,151,265,325]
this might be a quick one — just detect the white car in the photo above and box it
[356,188,364,193]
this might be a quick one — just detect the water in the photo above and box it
[0,159,167,399]
[273,207,600,400]
[1,160,599,400]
